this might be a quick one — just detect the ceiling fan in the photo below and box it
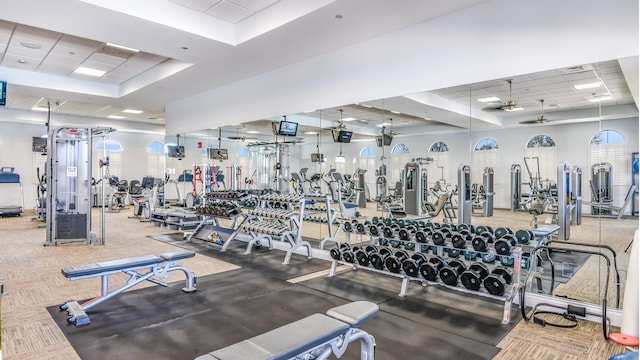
[519,99,552,125]
[483,79,520,111]
[329,109,348,130]
[226,125,257,141]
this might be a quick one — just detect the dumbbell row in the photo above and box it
[343,221,526,257]
[247,208,297,219]
[196,201,242,217]
[260,194,305,202]
[241,221,289,235]
[330,244,514,296]
[205,190,248,199]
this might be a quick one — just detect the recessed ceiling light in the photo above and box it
[108,115,126,119]
[360,104,372,108]
[245,130,260,134]
[18,59,27,64]
[304,131,318,135]
[478,96,501,103]
[589,96,613,102]
[423,117,431,120]
[74,66,106,77]
[335,14,343,19]
[32,106,48,112]
[20,41,42,49]
[342,117,356,121]
[573,81,602,90]
[106,43,139,53]
[123,109,143,114]
[390,110,401,114]
[303,110,316,113]
[504,107,524,112]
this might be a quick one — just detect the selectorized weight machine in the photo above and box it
[45,126,113,246]
[457,164,472,225]
[471,167,494,217]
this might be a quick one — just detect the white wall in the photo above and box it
[0,121,164,209]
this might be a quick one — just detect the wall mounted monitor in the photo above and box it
[311,153,324,163]
[332,130,353,143]
[208,148,229,160]
[167,145,185,158]
[0,81,6,106]
[278,120,298,136]
[375,134,393,147]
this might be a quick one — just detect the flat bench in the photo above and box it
[196,301,379,360]
[60,250,197,326]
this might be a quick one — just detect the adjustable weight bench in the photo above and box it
[196,301,379,360]
[59,250,197,326]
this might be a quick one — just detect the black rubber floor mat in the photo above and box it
[49,271,501,360]
[148,233,332,281]
[298,268,521,345]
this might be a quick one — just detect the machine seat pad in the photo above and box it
[204,313,350,360]
[61,255,163,278]
[325,301,379,328]
[160,250,195,262]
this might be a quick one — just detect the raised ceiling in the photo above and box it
[0,0,637,138]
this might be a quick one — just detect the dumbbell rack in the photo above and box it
[328,230,523,324]
[186,191,254,243]
[223,194,312,265]
[300,194,341,250]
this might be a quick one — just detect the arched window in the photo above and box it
[589,129,627,188]
[359,147,377,158]
[474,138,499,151]
[146,141,165,178]
[427,142,450,187]
[391,144,409,154]
[473,138,499,184]
[429,141,449,152]
[525,135,557,183]
[94,138,123,178]
[238,147,251,158]
[390,144,410,184]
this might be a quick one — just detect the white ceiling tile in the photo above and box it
[85,53,128,67]
[206,1,253,23]
[228,0,279,12]
[2,54,39,70]
[169,0,221,12]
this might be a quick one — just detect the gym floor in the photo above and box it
[0,204,635,359]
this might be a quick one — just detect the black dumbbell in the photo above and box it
[343,220,357,232]
[460,262,489,291]
[483,266,514,296]
[402,253,427,277]
[419,256,446,282]
[383,224,399,238]
[451,232,468,249]
[329,243,350,261]
[415,227,432,243]
[432,228,452,245]
[515,229,535,245]
[439,259,467,286]
[385,250,410,273]
[398,226,417,241]
[342,246,359,264]
[446,248,461,259]
[355,245,378,266]
[370,248,392,270]
[494,234,516,255]
[494,227,513,239]
[368,223,382,236]
[471,231,496,252]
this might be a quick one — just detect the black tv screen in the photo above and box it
[208,148,229,160]
[0,81,6,106]
[167,145,184,158]
[376,134,393,147]
[332,130,352,143]
[278,120,298,136]
[311,153,324,163]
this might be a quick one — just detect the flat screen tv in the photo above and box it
[32,136,47,153]
[278,120,298,136]
[375,134,393,147]
[167,145,185,158]
[332,130,352,143]
[311,153,324,163]
[208,148,229,160]
[0,81,6,106]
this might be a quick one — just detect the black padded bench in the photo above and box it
[60,250,197,326]
[196,301,379,360]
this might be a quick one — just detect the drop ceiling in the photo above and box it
[0,0,637,139]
